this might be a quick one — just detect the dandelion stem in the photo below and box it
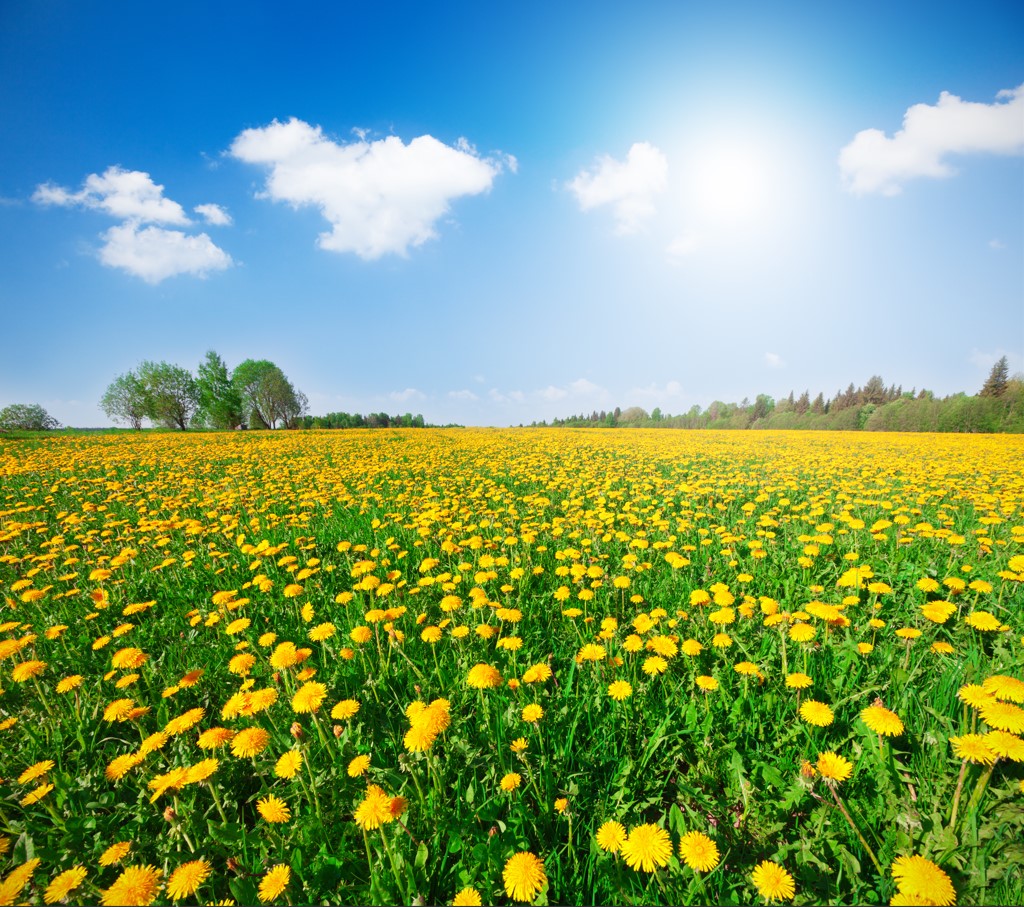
[948,759,969,829]
[379,827,409,902]
[964,760,997,819]
[828,783,883,877]
[207,781,229,824]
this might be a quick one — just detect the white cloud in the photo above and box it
[839,85,1024,195]
[389,387,426,403]
[538,385,568,401]
[230,118,508,259]
[567,142,668,233]
[764,352,785,368]
[488,388,525,404]
[627,380,685,406]
[666,232,699,264]
[194,203,232,226]
[99,222,232,284]
[448,389,479,401]
[989,238,1006,250]
[34,166,232,283]
[537,378,609,403]
[34,166,191,224]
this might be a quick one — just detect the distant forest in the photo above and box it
[534,359,1024,434]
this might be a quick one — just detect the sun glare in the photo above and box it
[688,143,777,226]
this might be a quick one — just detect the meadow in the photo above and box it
[0,428,1022,906]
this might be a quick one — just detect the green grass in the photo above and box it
[0,428,1022,905]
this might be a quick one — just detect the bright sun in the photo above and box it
[687,142,780,227]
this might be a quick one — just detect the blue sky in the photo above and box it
[1,1,1022,427]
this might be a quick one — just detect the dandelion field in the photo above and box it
[1,428,1023,906]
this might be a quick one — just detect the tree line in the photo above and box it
[100,353,438,431]
[535,359,1024,434]
[100,353,308,430]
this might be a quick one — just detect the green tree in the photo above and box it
[980,356,1009,398]
[0,403,60,431]
[196,350,243,430]
[100,371,149,430]
[138,360,199,430]
[232,359,307,429]
[751,394,774,422]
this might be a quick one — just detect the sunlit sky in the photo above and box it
[2,1,1022,427]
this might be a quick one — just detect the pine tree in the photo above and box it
[980,356,1009,397]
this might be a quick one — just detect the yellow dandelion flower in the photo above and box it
[291,681,327,714]
[608,680,633,700]
[577,643,607,662]
[258,864,290,903]
[921,601,956,623]
[111,647,147,669]
[198,727,235,749]
[1,857,40,900]
[466,663,502,689]
[620,824,672,872]
[139,732,169,756]
[979,699,1024,733]
[816,751,853,782]
[453,886,483,906]
[596,820,627,853]
[17,760,55,784]
[522,663,553,683]
[861,705,904,737]
[522,703,544,722]
[678,831,720,872]
[99,842,131,866]
[799,700,834,727]
[751,860,795,902]
[502,851,547,902]
[274,750,303,779]
[56,674,84,693]
[257,795,291,824]
[331,698,361,720]
[105,753,144,782]
[270,641,300,668]
[231,726,271,758]
[983,675,1024,703]
[183,758,218,785]
[228,653,256,675]
[44,866,88,905]
[166,859,211,900]
[164,707,205,736]
[642,655,668,676]
[500,772,523,792]
[404,724,437,752]
[100,865,162,907]
[984,730,1024,762]
[12,660,47,682]
[20,782,55,806]
[348,754,371,777]
[354,785,395,830]
[958,684,996,709]
[891,855,956,906]
[965,610,1002,631]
